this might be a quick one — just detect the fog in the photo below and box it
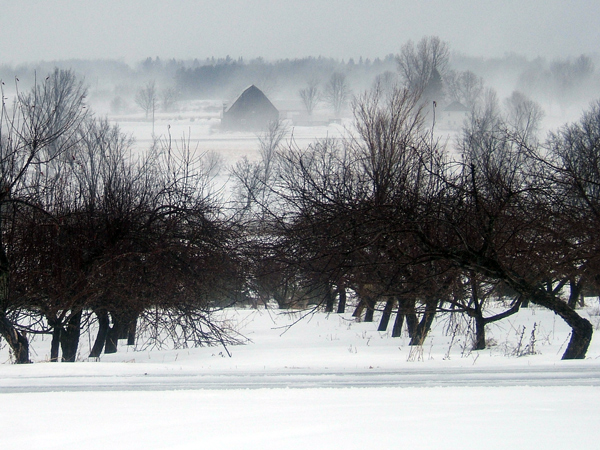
[1,2,600,135]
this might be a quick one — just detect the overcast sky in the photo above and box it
[1,1,598,64]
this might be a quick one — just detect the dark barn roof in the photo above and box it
[222,85,279,131]
[444,101,469,112]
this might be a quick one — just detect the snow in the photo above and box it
[113,101,348,167]
[1,111,599,448]
[3,386,598,450]
[1,306,600,449]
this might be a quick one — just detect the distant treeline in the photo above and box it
[173,55,397,99]
[1,44,598,109]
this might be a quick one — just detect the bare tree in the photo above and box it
[161,86,178,112]
[474,87,502,124]
[256,66,279,97]
[443,272,522,350]
[547,100,600,294]
[550,55,595,105]
[504,91,544,141]
[444,70,484,109]
[14,117,242,360]
[135,80,158,119]
[230,81,596,359]
[434,106,594,359]
[351,86,427,205]
[252,86,436,320]
[299,79,320,116]
[110,96,127,114]
[517,54,596,107]
[9,117,138,361]
[324,72,350,117]
[0,69,87,363]
[396,36,449,97]
[372,71,399,99]
[231,119,288,219]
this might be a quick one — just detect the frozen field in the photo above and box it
[1,306,600,449]
[108,100,348,165]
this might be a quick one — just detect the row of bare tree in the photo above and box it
[233,83,600,360]
[2,66,600,363]
[0,70,244,363]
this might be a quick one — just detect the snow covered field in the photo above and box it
[1,306,600,449]
[109,100,348,165]
[3,386,598,449]
[2,110,599,449]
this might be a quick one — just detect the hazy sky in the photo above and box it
[1,1,598,64]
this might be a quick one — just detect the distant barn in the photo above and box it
[221,85,279,131]
[441,101,469,130]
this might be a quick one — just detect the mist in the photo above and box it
[2,51,598,138]
[2,2,600,139]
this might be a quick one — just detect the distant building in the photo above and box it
[441,101,469,130]
[221,85,279,131]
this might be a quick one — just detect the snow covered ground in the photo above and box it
[1,306,600,449]
[2,110,599,449]
[110,100,349,165]
[3,386,598,449]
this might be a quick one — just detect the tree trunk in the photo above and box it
[0,312,30,364]
[110,310,138,346]
[0,240,30,364]
[364,298,377,322]
[392,298,406,337]
[50,324,61,362]
[104,324,119,354]
[104,311,122,354]
[470,274,486,351]
[352,299,366,319]
[336,286,346,314]
[562,321,593,359]
[473,314,486,350]
[324,284,334,313]
[60,310,82,362]
[90,310,110,358]
[378,299,395,331]
[127,313,137,346]
[551,301,592,360]
[568,279,582,309]
[405,300,418,338]
[409,297,438,346]
[117,313,128,340]
[508,275,592,359]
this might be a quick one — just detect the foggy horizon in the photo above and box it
[1,1,599,65]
